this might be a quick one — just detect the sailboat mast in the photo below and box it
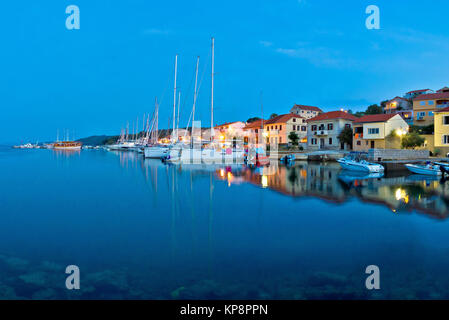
[210,37,215,141]
[192,56,200,147]
[177,91,181,140]
[172,54,178,142]
[156,97,159,143]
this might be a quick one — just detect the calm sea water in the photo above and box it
[1,145,449,299]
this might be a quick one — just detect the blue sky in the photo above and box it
[1,0,449,143]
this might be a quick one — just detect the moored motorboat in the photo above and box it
[337,157,384,173]
[405,163,442,176]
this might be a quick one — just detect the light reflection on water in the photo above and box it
[1,147,449,299]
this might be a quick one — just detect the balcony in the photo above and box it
[416,115,425,121]
[314,130,329,136]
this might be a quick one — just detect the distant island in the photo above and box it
[76,129,176,146]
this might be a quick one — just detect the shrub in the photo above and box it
[401,132,425,149]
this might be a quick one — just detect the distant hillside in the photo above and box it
[77,128,200,146]
[76,135,113,146]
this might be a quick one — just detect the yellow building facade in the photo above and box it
[413,90,449,126]
[434,107,449,154]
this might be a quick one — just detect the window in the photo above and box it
[420,101,426,106]
[293,118,296,122]
[301,126,307,131]
[311,125,317,131]
[275,125,278,130]
[428,100,434,105]
[417,112,425,118]
[293,125,296,130]
[443,135,449,145]
[366,141,369,146]
[368,128,380,135]
[345,124,351,129]
[311,138,317,145]
[279,137,282,144]
[444,116,449,125]
[429,111,434,116]
[357,141,361,146]
[255,129,258,133]
[327,123,333,130]
[279,125,282,130]
[319,124,325,130]
[329,138,333,145]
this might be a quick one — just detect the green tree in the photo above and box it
[410,124,434,135]
[246,117,261,123]
[401,132,425,149]
[288,131,299,147]
[365,104,383,115]
[337,127,353,148]
[380,100,389,110]
[269,113,278,119]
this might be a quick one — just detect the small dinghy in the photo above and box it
[405,163,442,176]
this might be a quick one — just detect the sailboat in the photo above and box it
[200,38,244,164]
[144,98,171,159]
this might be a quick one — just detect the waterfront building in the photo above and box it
[263,113,306,146]
[214,121,246,142]
[413,88,449,126]
[384,96,413,124]
[307,111,357,150]
[243,119,265,145]
[353,114,409,151]
[433,106,449,154]
[290,104,323,120]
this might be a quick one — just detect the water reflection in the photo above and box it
[112,151,449,219]
[210,161,449,218]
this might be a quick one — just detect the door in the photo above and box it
[370,141,375,149]
[320,138,325,149]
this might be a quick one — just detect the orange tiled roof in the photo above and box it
[292,104,323,113]
[308,111,358,122]
[388,96,409,103]
[414,92,449,101]
[354,114,397,124]
[406,89,430,94]
[264,113,304,125]
[215,121,244,128]
[243,119,265,130]
[435,107,449,113]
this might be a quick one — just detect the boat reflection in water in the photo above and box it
[213,161,449,218]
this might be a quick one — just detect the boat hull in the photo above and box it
[337,159,384,173]
[144,146,169,159]
[405,164,442,176]
[53,146,81,150]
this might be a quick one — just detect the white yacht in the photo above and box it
[144,145,170,159]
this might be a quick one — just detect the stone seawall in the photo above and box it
[368,149,429,161]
